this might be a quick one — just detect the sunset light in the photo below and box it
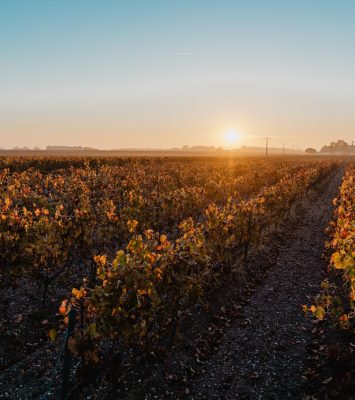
[223,129,241,147]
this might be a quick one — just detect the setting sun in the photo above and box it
[223,129,241,146]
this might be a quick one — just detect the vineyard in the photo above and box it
[0,155,353,399]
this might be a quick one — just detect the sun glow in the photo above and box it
[223,129,241,147]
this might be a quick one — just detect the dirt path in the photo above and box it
[190,167,344,400]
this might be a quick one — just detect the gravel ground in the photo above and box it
[190,168,344,400]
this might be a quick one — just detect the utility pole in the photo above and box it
[264,137,271,157]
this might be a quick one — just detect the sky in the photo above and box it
[0,0,354,150]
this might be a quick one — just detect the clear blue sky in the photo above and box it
[1,0,354,149]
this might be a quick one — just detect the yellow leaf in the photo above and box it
[93,255,107,267]
[48,328,57,342]
[332,252,345,269]
[315,306,326,320]
[127,219,138,233]
[309,305,316,313]
[72,288,84,299]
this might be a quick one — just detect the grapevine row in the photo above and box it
[1,157,327,304]
[63,161,337,361]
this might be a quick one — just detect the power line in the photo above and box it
[264,137,271,157]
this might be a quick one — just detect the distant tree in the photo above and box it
[305,148,317,154]
[320,140,355,154]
